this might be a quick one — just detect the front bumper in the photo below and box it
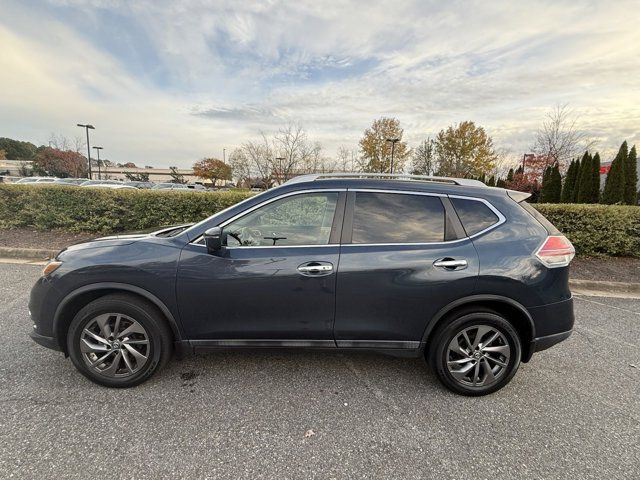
[29,329,61,351]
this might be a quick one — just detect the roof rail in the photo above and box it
[283,173,486,187]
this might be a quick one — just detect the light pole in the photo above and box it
[386,138,400,174]
[77,124,95,179]
[93,146,103,180]
[275,157,285,184]
[223,148,226,163]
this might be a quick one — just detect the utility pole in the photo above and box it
[223,148,226,163]
[77,124,95,179]
[386,138,400,174]
[93,146,103,180]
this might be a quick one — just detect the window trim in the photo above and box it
[191,188,346,249]
[190,188,505,249]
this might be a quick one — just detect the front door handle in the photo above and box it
[433,258,468,270]
[297,261,333,276]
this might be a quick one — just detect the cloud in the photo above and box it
[0,0,639,167]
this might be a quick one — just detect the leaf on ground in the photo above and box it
[304,429,315,438]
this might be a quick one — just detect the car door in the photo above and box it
[176,190,346,345]
[334,189,480,349]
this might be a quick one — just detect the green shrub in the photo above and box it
[0,185,254,233]
[534,203,640,257]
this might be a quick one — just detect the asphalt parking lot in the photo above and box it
[0,263,638,479]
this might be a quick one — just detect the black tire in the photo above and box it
[428,308,521,396]
[67,293,173,388]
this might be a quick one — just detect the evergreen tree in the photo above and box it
[576,151,593,203]
[507,168,514,182]
[602,141,628,204]
[496,178,506,188]
[561,159,577,203]
[540,166,552,202]
[487,175,496,187]
[624,145,638,205]
[591,152,601,203]
[570,158,581,202]
[548,165,562,203]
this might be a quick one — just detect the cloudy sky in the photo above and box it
[1,0,639,167]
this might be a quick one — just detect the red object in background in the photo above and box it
[600,165,611,174]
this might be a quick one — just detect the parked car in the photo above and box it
[29,173,575,395]
[15,177,58,184]
[81,183,137,190]
[151,183,189,191]
[80,180,123,187]
[124,181,153,189]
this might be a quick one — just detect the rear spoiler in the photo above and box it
[506,190,531,203]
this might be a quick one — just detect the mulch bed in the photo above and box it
[1,227,638,283]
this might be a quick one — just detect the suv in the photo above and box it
[29,174,575,395]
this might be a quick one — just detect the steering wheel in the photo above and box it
[227,231,243,245]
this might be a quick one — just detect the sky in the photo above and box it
[1,0,639,168]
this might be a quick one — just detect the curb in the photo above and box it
[569,279,640,298]
[0,247,58,261]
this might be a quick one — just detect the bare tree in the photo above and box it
[228,148,251,186]
[532,104,594,169]
[241,133,274,188]
[410,138,437,175]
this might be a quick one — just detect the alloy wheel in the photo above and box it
[446,324,511,388]
[80,313,150,378]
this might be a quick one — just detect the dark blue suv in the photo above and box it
[29,174,575,395]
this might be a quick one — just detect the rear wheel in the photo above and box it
[429,310,521,396]
[67,294,173,387]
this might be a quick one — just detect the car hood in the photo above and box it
[57,224,193,255]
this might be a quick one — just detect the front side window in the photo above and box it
[352,192,445,244]
[224,192,339,247]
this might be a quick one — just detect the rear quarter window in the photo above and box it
[451,198,500,236]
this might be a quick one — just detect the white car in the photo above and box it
[81,183,137,190]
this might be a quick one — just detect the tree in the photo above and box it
[124,172,149,182]
[532,104,591,169]
[169,166,187,184]
[358,117,409,173]
[602,141,628,204]
[122,162,137,168]
[228,148,251,186]
[31,147,87,178]
[0,149,6,160]
[576,152,593,203]
[624,145,638,205]
[192,158,231,186]
[434,121,497,178]
[496,178,507,188]
[591,152,601,203]
[336,146,357,173]
[410,138,437,175]
[487,175,496,187]
[561,159,576,203]
[540,165,561,203]
[506,168,514,182]
[0,137,38,159]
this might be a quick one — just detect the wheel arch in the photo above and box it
[420,295,536,362]
[53,283,183,354]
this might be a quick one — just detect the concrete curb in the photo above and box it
[569,279,640,299]
[0,247,58,261]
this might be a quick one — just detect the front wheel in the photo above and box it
[67,294,173,388]
[429,310,521,396]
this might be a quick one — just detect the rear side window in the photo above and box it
[451,198,499,236]
[352,192,445,243]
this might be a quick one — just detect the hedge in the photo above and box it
[534,203,640,257]
[0,185,254,233]
[0,185,638,256]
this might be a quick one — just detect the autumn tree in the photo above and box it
[602,141,628,204]
[31,147,87,178]
[434,121,497,177]
[410,138,437,175]
[624,145,638,205]
[193,158,231,186]
[358,117,409,173]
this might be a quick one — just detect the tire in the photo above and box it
[428,309,521,396]
[67,293,173,388]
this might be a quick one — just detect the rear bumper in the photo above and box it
[532,329,572,353]
[29,330,61,351]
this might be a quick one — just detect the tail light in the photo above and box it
[535,235,575,268]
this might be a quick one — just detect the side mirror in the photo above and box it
[203,227,223,255]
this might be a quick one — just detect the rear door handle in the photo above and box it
[433,258,468,270]
[297,261,333,276]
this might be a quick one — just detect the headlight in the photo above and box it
[42,261,62,277]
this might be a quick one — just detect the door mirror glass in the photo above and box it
[203,227,223,254]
